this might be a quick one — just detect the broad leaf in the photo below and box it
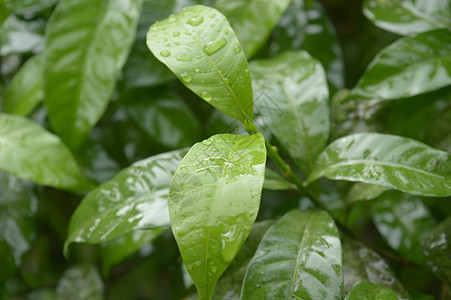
[250,50,329,174]
[351,29,451,100]
[65,149,187,255]
[56,265,103,300]
[169,133,266,300]
[263,168,295,191]
[307,133,451,197]
[345,281,398,300]
[241,209,342,299]
[0,171,37,284]
[363,0,451,35]
[372,190,436,266]
[3,54,43,116]
[426,103,451,152]
[0,0,11,26]
[12,0,59,14]
[423,216,451,285]
[342,238,409,299]
[0,113,92,191]
[147,5,253,123]
[270,0,344,92]
[126,90,200,148]
[346,183,388,202]
[215,0,291,58]
[44,0,142,148]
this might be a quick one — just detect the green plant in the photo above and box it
[0,0,450,299]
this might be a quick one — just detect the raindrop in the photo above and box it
[201,91,212,101]
[203,38,227,55]
[213,99,220,104]
[223,77,230,84]
[187,16,204,26]
[202,140,212,146]
[194,66,200,72]
[176,54,193,61]
[160,50,170,57]
[209,13,216,19]
[234,45,241,53]
[224,28,229,35]
[169,14,176,22]
[173,31,181,37]
[180,72,192,82]
[244,68,249,74]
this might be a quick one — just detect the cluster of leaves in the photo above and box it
[0,0,450,299]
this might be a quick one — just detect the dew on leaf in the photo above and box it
[234,45,241,53]
[203,38,227,55]
[194,67,200,72]
[176,54,193,61]
[187,16,204,26]
[173,31,181,37]
[160,50,170,57]
[180,72,193,82]
[201,91,212,101]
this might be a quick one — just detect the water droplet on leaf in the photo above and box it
[234,45,241,53]
[201,91,212,101]
[173,31,181,37]
[160,50,170,57]
[180,72,192,82]
[202,140,212,146]
[176,54,193,61]
[187,16,204,26]
[194,66,200,72]
[203,38,227,55]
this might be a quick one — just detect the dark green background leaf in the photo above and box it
[345,281,398,300]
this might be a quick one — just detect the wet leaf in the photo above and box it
[241,209,342,300]
[363,0,451,35]
[12,0,59,14]
[345,281,398,300]
[0,171,37,284]
[56,265,103,300]
[169,133,266,300]
[346,183,388,202]
[65,149,187,255]
[3,54,43,116]
[0,113,93,191]
[44,0,142,148]
[1,15,45,55]
[372,190,436,266]
[351,29,451,100]
[308,133,451,197]
[263,168,295,191]
[147,5,253,123]
[423,216,451,285]
[342,238,409,299]
[250,50,329,174]
[215,0,291,58]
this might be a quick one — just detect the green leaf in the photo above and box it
[65,149,186,254]
[363,0,451,35]
[263,168,295,191]
[169,133,266,300]
[147,5,253,123]
[372,190,436,266]
[3,54,43,116]
[100,227,166,275]
[241,209,342,299]
[351,29,451,100]
[1,15,45,55]
[44,0,142,149]
[308,133,451,197]
[0,113,93,191]
[126,90,201,148]
[0,171,37,284]
[12,0,59,14]
[423,216,451,285]
[345,281,398,300]
[250,50,330,174]
[56,265,103,300]
[425,102,451,152]
[270,0,345,92]
[346,183,388,202]
[0,0,11,27]
[342,238,409,299]
[215,0,291,58]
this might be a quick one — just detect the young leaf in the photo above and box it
[0,113,92,191]
[344,281,398,300]
[169,133,266,300]
[342,238,409,299]
[241,209,342,300]
[307,133,451,197]
[44,0,142,149]
[351,29,451,100]
[250,50,330,174]
[214,0,291,58]
[3,54,43,116]
[65,149,186,255]
[147,5,253,123]
[372,190,436,266]
[423,216,451,285]
[363,0,451,36]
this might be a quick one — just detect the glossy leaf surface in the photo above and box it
[363,0,451,35]
[44,0,142,148]
[65,149,187,254]
[345,281,398,300]
[56,265,103,300]
[12,0,59,14]
[308,133,451,197]
[423,216,451,285]
[342,239,409,299]
[346,183,388,202]
[215,0,291,58]
[147,5,253,123]
[3,54,43,116]
[250,50,329,174]
[169,133,266,300]
[372,191,436,266]
[270,0,344,91]
[351,29,451,100]
[0,113,92,191]
[241,209,342,299]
